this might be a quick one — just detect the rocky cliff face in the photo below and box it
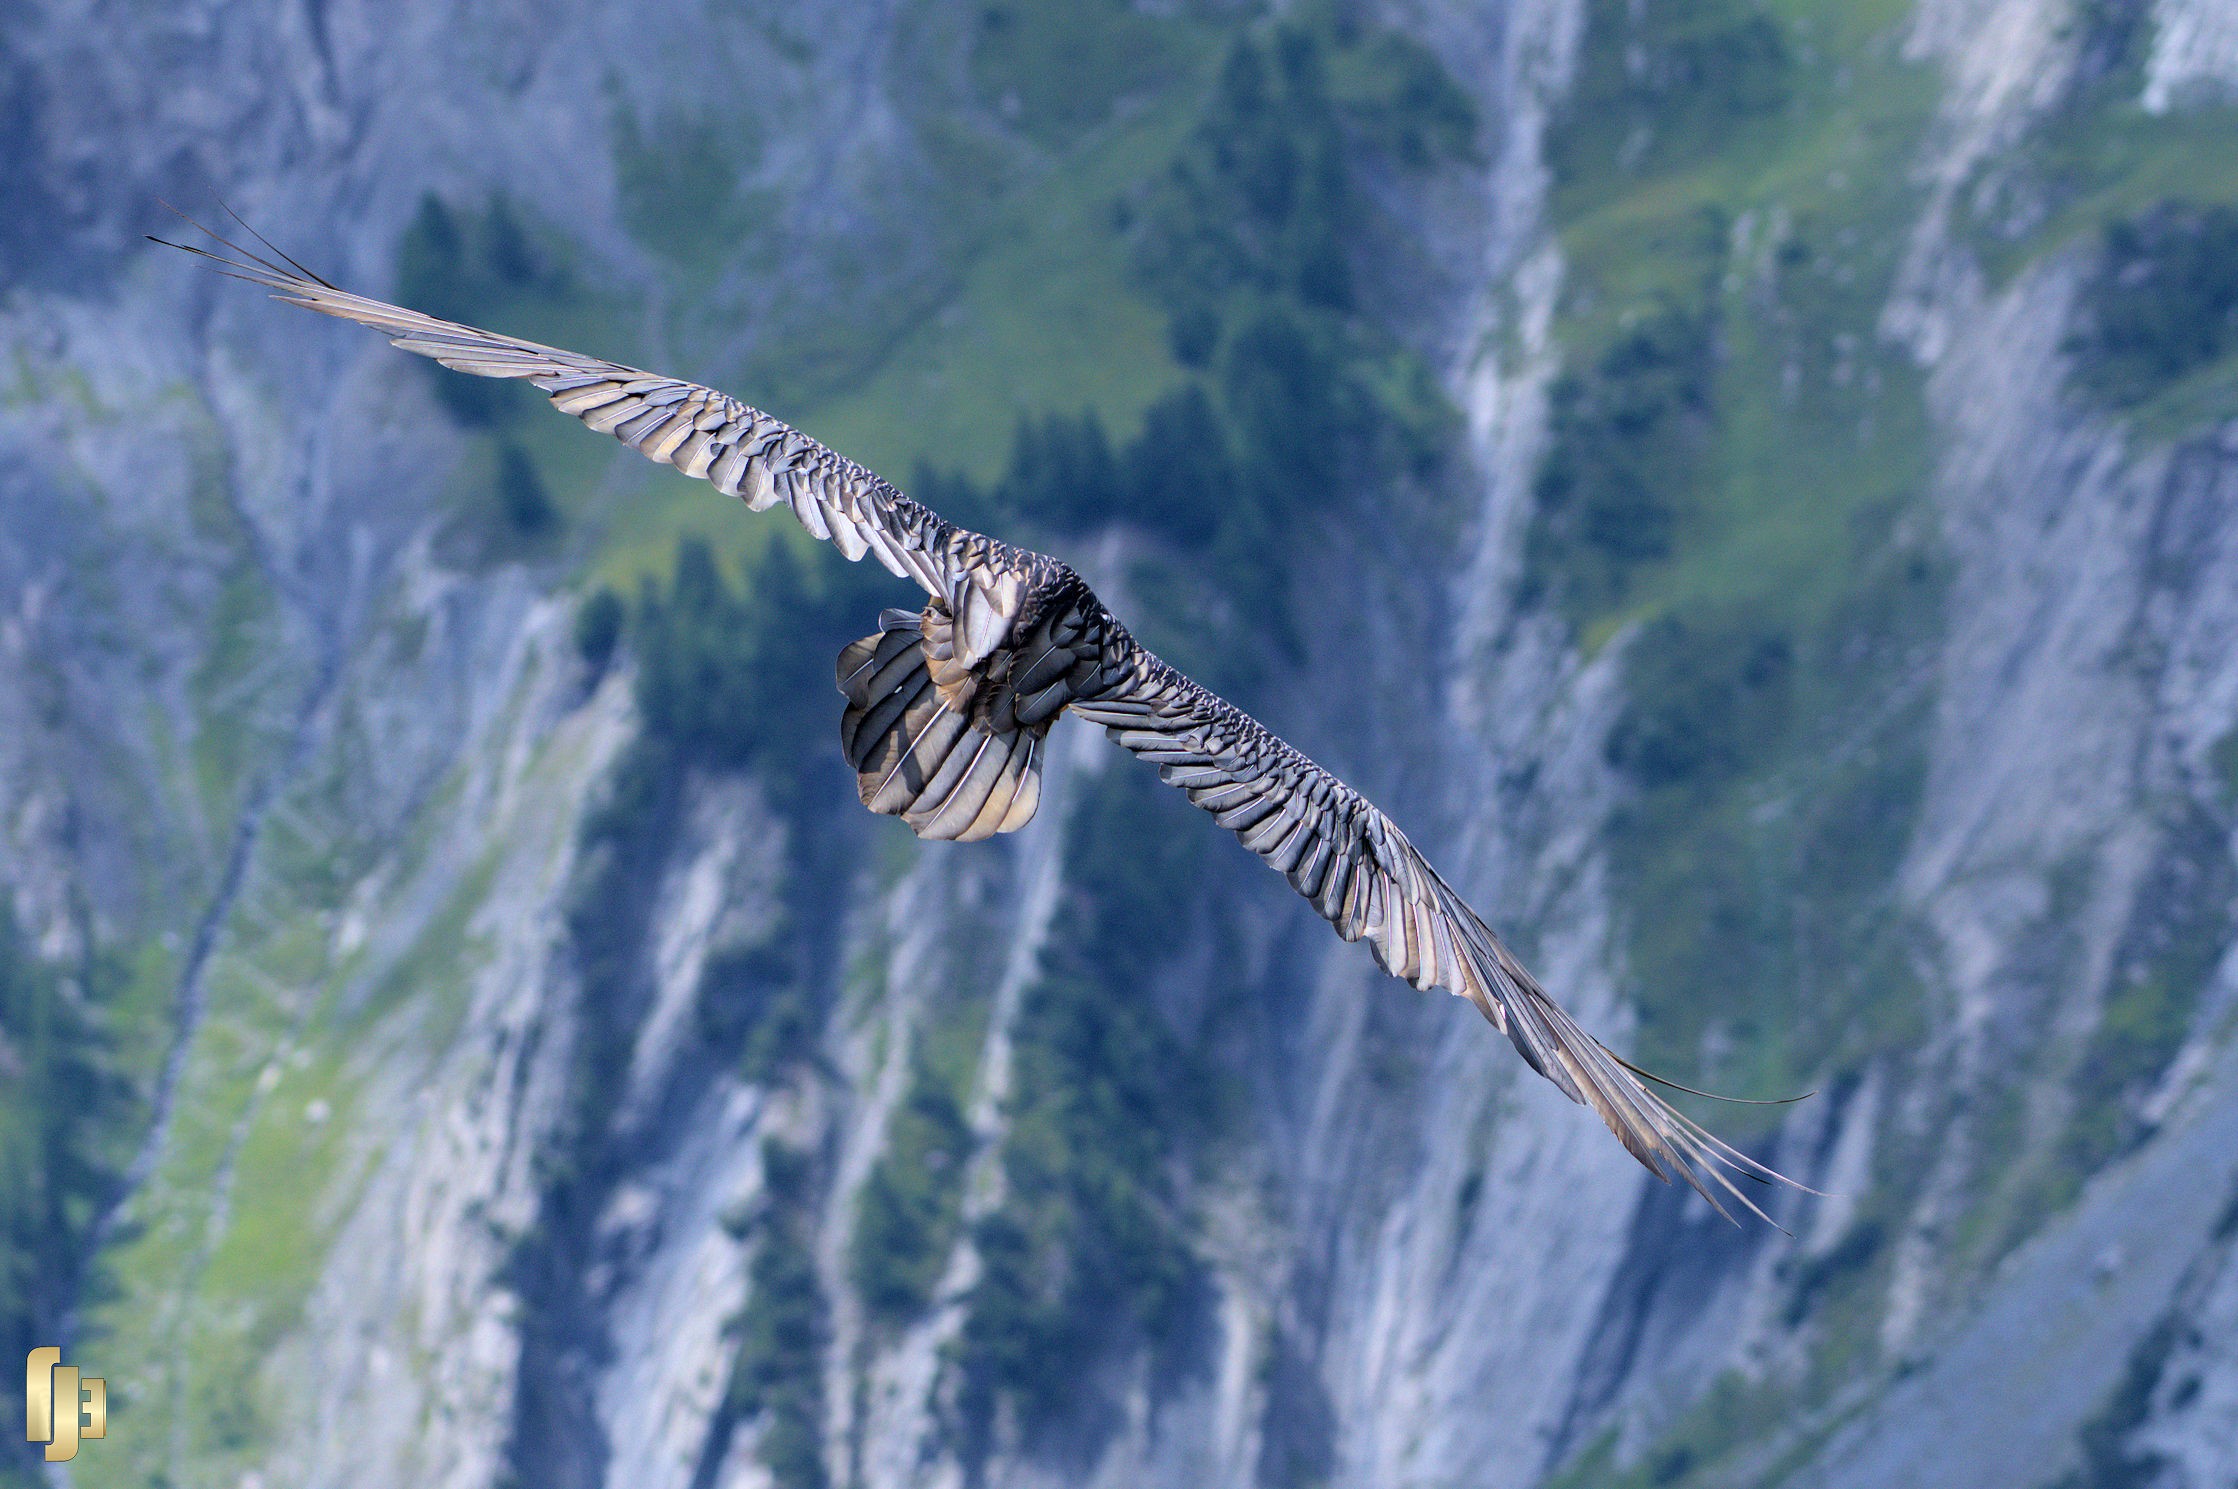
[7,2,2238,1487]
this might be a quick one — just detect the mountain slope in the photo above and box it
[8,2,2238,1487]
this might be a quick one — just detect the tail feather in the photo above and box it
[836,617,1047,843]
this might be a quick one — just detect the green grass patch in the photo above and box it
[967,0,1192,150]
[799,73,1204,489]
[1534,0,1945,1114]
[1540,1,1937,636]
[73,832,406,1481]
[198,1052,359,1337]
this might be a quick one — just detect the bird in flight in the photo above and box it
[159,213,1807,1225]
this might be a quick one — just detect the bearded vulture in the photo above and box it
[160,218,1805,1225]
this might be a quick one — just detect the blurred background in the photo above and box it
[5,0,2238,1485]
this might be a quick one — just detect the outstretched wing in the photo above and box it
[1071,624,1806,1225]
[163,218,1801,1222]
[157,220,1033,667]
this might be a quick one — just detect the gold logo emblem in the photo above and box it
[25,1348,105,1463]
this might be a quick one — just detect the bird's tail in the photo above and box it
[837,611,1045,841]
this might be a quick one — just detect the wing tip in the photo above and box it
[1437,887,1815,1229]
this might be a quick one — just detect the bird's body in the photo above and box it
[160,217,1807,1225]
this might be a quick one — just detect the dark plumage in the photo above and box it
[159,218,1809,1224]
